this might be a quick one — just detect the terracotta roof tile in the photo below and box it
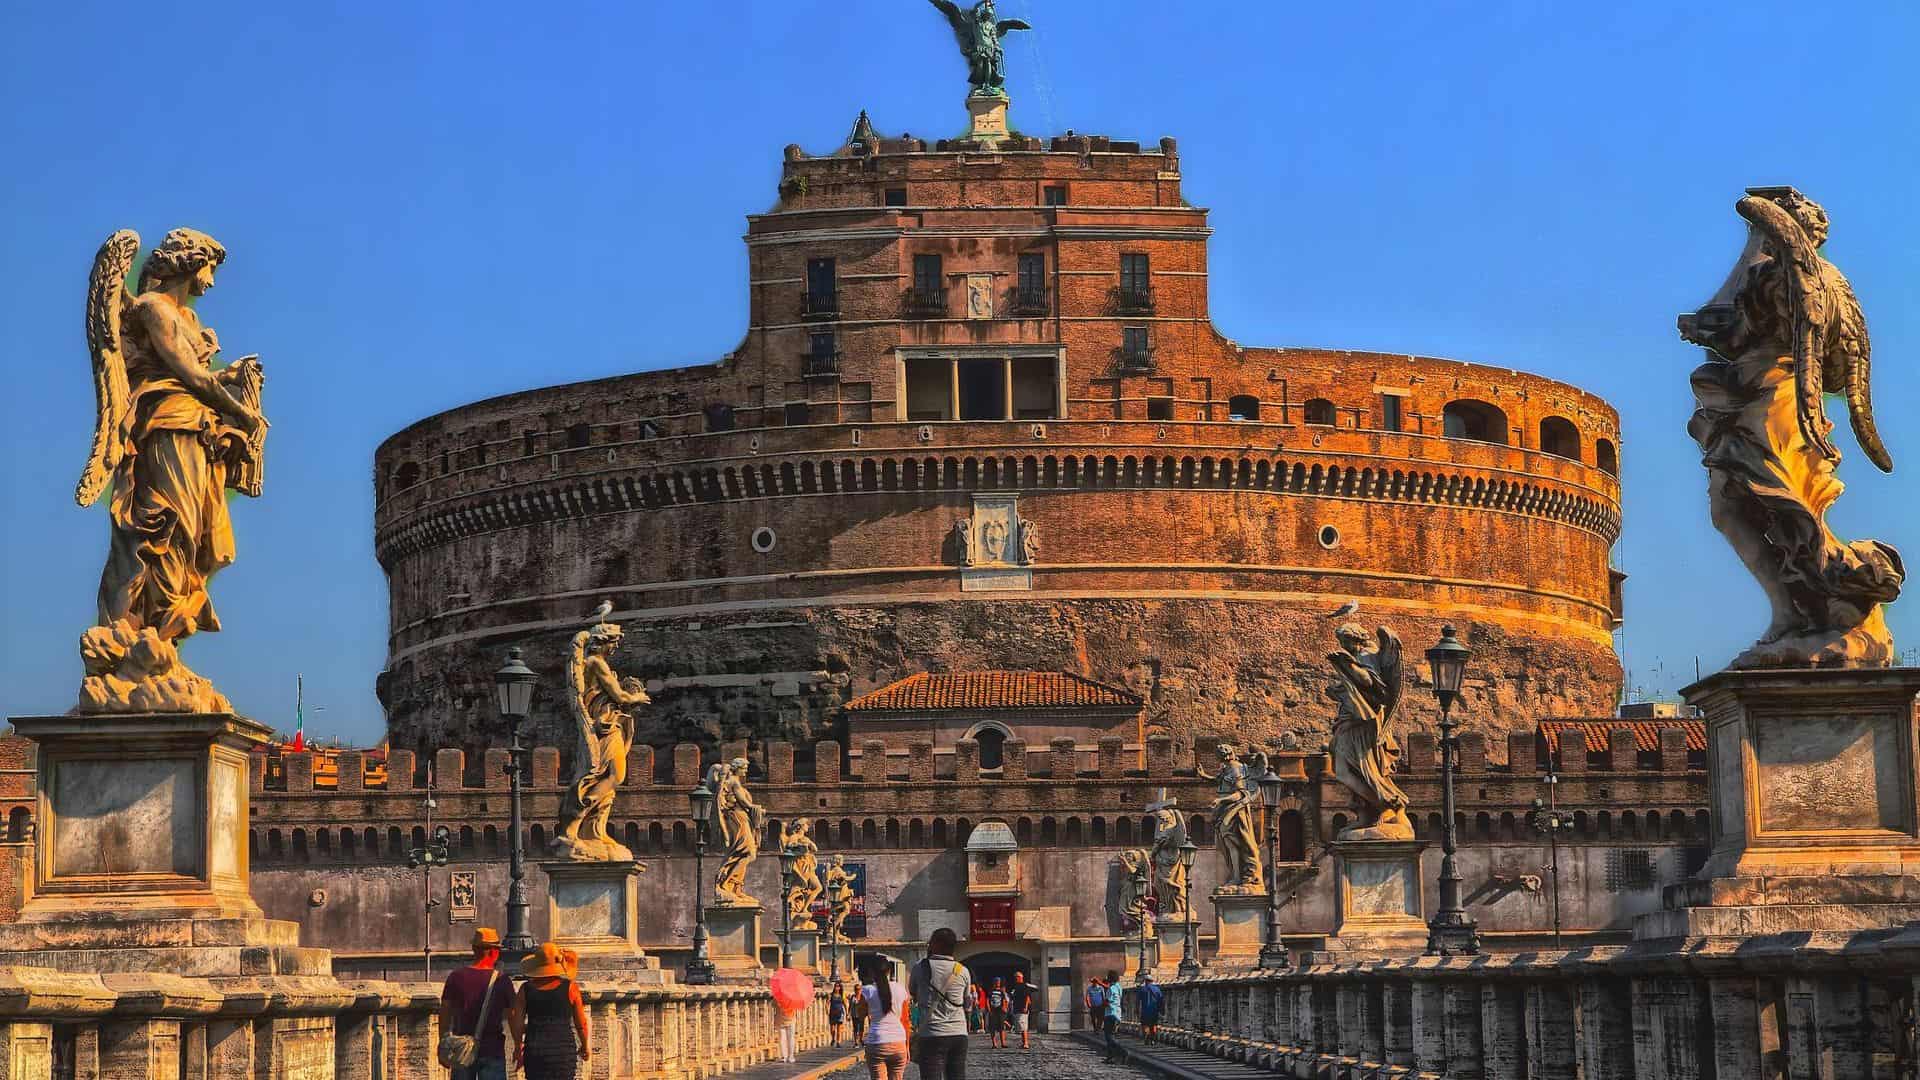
[1538,719,1706,754]
[845,671,1142,712]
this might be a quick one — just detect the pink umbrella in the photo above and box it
[771,967,813,1017]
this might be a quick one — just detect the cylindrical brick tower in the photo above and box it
[373,120,1623,767]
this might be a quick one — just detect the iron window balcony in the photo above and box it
[1114,285,1155,315]
[904,286,949,317]
[1011,285,1051,317]
[1118,345,1156,374]
[800,290,839,320]
[803,351,842,378]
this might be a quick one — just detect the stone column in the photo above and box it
[1578,977,1636,1080]
[1523,981,1579,1078]
[0,1021,54,1080]
[1384,982,1416,1067]
[1479,983,1525,1080]
[1442,983,1485,1079]
[1707,977,1769,1078]
[1631,977,1708,1080]
[1411,980,1447,1074]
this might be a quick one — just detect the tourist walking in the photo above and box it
[851,984,870,1044]
[1137,972,1165,1045]
[860,955,912,1080]
[986,978,1008,1048]
[828,982,849,1047]
[1101,970,1124,1062]
[908,927,972,1080]
[511,943,590,1080]
[437,928,516,1080]
[1007,971,1035,1050]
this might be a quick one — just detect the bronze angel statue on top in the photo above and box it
[74,229,267,714]
[1679,187,1902,668]
[1327,624,1415,841]
[555,617,651,861]
[927,0,1031,96]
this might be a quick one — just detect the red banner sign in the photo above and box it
[969,899,1016,941]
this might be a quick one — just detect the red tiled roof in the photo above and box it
[845,671,1142,712]
[1538,719,1706,754]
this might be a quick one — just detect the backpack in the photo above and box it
[1087,982,1108,1011]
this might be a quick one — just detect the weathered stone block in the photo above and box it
[1506,732,1537,775]
[1003,740,1027,780]
[1607,727,1637,772]
[483,748,510,790]
[1147,734,1174,778]
[954,739,979,783]
[1098,736,1124,778]
[672,743,700,786]
[433,748,464,787]
[814,741,841,785]
[386,748,416,791]
[861,740,888,783]
[908,741,934,783]
[766,741,794,784]
[1049,737,1076,779]
[284,751,314,792]
[1658,726,1691,773]
[535,745,564,786]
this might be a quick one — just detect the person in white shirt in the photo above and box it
[859,955,911,1080]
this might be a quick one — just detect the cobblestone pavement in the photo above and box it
[824,1032,1151,1079]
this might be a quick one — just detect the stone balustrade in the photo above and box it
[1128,929,1920,1079]
[0,967,829,1079]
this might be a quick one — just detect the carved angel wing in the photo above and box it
[1736,194,1839,465]
[565,631,600,775]
[1375,626,1403,721]
[76,230,139,506]
[1829,274,1891,472]
[996,18,1032,33]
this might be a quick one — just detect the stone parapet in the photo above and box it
[0,966,826,1080]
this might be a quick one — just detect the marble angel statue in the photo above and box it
[75,229,266,714]
[709,758,765,905]
[554,617,651,861]
[1327,623,1415,840]
[780,819,822,930]
[1680,186,1901,668]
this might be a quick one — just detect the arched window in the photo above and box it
[1539,416,1580,459]
[1443,399,1508,444]
[7,806,30,841]
[968,724,1012,771]
[1228,395,1260,421]
[1277,810,1305,862]
[1302,398,1335,426]
[394,461,422,489]
[1595,438,1618,475]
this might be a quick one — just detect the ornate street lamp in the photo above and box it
[494,647,539,959]
[1256,765,1290,969]
[778,842,801,968]
[1527,769,1574,949]
[1176,837,1200,979]
[1424,625,1480,956]
[686,781,717,985]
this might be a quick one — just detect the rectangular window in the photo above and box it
[1380,393,1403,432]
[805,257,836,315]
[703,405,734,432]
[884,187,908,206]
[1012,356,1058,419]
[784,402,810,426]
[1147,396,1173,421]
[809,331,835,360]
[913,253,942,294]
[1043,185,1068,206]
[1119,253,1152,311]
[1122,326,1150,364]
[1015,252,1047,315]
[957,358,1007,421]
[905,357,953,421]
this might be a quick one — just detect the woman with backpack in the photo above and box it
[859,954,911,1080]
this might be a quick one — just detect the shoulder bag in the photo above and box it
[438,968,505,1069]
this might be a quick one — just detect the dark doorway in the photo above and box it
[960,949,1033,1006]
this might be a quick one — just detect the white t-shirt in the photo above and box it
[861,981,909,1045]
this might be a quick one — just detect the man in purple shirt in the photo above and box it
[439,928,516,1080]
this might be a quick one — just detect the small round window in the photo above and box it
[1318,525,1341,549]
[751,527,777,553]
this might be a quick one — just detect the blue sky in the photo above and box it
[2,1,1914,745]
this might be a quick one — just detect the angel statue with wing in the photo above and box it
[1327,624,1415,841]
[779,819,822,930]
[1680,187,1902,669]
[74,229,266,715]
[927,0,1031,96]
[709,757,765,906]
[554,618,651,861]
[1198,743,1264,892]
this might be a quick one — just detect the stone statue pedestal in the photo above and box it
[705,902,766,980]
[965,91,1010,143]
[0,712,326,976]
[1636,667,1920,940]
[1326,840,1429,956]
[784,926,822,972]
[539,859,666,981]
[1150,915,1190,977]
[1208,888,1270,968]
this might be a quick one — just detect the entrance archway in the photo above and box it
[955,947,1034,1006]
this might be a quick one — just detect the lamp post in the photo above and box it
[1256,766,1290,969]
[1424,625,1480,956]
[778,843,801,969]
[1527,770,1573,949]
[686,781,717,985]
[405,773,450,980]
[494,647,539,960]
[1176,837,1200,979]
